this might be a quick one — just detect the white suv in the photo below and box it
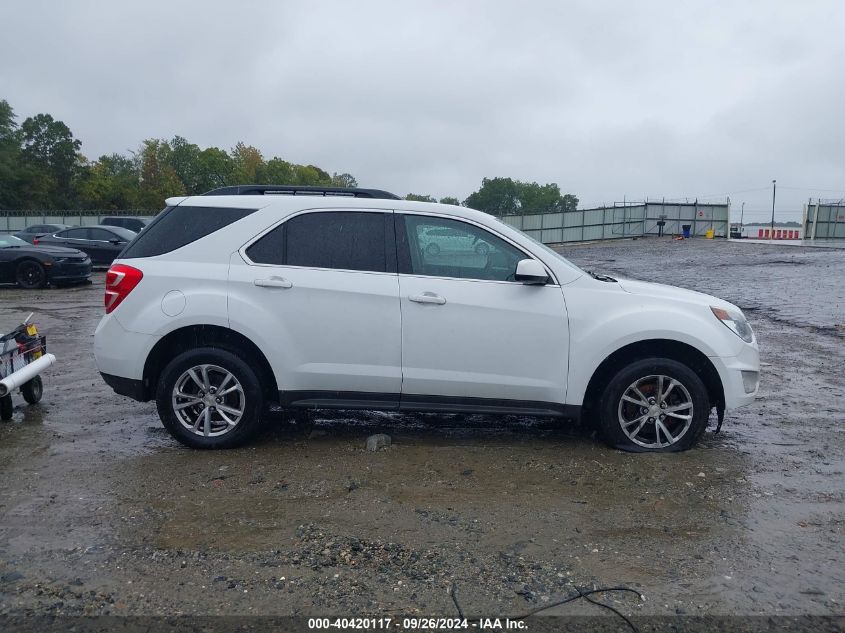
[94,185,760,451]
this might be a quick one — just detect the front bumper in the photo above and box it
[710,342,760,409]
[48,258,92,282]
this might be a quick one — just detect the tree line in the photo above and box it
[0,98,577,216]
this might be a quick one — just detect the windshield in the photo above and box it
[490,217,584,273]
[0,234,29,248]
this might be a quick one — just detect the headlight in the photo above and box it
[711,306,754,343]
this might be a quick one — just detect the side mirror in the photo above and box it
[514,259,549,285]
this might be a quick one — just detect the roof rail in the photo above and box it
[201,185,401,200]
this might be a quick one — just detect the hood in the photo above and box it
[615,277,735,310]
[30,244,89,259]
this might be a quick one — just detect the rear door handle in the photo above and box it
[254,277,293,289]
[409,292,446,305]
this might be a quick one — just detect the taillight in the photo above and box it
[33,239,39,245]
[104,264,143,314]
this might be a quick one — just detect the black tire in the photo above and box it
[21,376,43,404]
[15,260,48,289]
[425,242,440,256]
[598,357,710,453]
[156,347,265,449]
[0,395,12,421]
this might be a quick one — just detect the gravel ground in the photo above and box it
[0,238,843,628]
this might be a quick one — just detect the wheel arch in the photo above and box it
[142,324,278,402]
[581,339,725,417]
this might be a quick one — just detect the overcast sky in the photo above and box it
[2,1,844,221]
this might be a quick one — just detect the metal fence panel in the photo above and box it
[583,224,604,241]
[583,209,603,225]
[522,214,543,230]
[563,226,583,242]
[804,204,845,240]
[541,228,563,243]
[564,210,583,227]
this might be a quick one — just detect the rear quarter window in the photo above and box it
[120,206,256,258]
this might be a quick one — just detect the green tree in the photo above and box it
[137,139,184,209]
[77,153,140,209]
[464,178,521,215]
[0,99,24,209]
[168,136,204,194]
[405,193,437,203]
[231,142,265,183]
[261,157,295,184]
[331,172,358,188]
[439,196,461,206]
[292,164,332,186]
[0,98,362,208]
[20,113,83,207]
[195,146,235,192]
[464,177,578,216]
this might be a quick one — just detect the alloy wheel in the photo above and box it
[617,374,694,449]
[171,364,245,437]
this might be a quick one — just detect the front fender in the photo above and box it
[565,284,743,405]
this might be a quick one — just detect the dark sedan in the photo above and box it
[0,234,92,289]
[35,225,137,266]
[14,223,71,244]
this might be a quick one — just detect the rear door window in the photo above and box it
[246,211,395,273]
[89,228,114,241]
[61,228,89,240]
[120,206,256,258]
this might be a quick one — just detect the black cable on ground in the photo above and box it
[449,584,464,620]
[577,588,640,633]
[450,583,644,633]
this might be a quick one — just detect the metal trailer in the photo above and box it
[0,315,56,420]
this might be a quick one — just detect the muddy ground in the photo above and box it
[0,238,843,625]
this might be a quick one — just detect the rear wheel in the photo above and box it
[16,260,47,289]
[156,347,264,449]
[21,376,43,404]
[598,357,710,452]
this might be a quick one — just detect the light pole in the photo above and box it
[740,202,745,226]
[770,179,777,237]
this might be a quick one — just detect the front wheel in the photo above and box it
[598,358,710,452]
[16,260,47,289]
[156,347,264,449]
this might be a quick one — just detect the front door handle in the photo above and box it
[409,292,446,305]
[254,277,293,289]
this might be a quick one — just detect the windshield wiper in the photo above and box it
[587,270,617,283]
